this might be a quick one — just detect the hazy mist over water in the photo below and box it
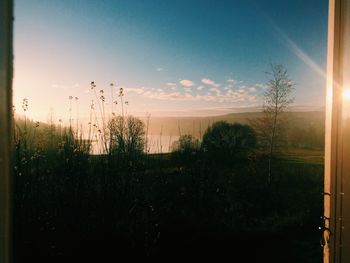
[91,135,178,154]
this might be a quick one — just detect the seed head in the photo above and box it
[22,98,29,112]
[118,87,124,97]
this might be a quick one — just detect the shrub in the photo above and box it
[201,121,256,161]
[172,134,200,153]
[171,135,201,165]
[108,115,145,159]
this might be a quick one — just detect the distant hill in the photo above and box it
[144,111,325,137]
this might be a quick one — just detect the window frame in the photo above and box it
[1,0,348,262]
[0,0,13,263]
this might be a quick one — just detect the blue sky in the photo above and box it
[14,0,328,121]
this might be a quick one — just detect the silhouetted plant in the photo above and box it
[250,64,294,182]
[202,121,257,162]
[172,134,200,153]
[108,115,145,159]
[171,134,201,164]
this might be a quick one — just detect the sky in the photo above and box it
[13,0,329,123]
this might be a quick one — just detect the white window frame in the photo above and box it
[324,0,350,262]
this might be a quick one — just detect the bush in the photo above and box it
[201,121,256,161]
[172,134,200,153]
[171,135,201,164]
[108,115,145,159]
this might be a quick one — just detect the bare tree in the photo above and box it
[108,115,145,157]
[252,64,294,183]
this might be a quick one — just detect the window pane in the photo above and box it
[13,1,328,262]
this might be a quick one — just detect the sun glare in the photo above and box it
[343,89,350,100]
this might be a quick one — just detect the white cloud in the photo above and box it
[248,96,257,102]
[166,82,177,91]
[202,78,220,88]
[120,81,263,105]
[180,79,195,87]
[227,79,243,84]
[255,83,268,90]
[125,87,145,94]
[133,88,237,102]
[209,87,222,96]
[249,87,256,93]
[156,67,164,72]
[167,92,181,99]
[202,78,215,85]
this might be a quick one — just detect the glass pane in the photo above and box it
[13,1,328,262]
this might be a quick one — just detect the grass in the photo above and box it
[277,147,324,165]
[13,145,324,262]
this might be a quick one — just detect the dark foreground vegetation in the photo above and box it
[13,117,324,263]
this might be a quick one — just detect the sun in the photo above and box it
[343,89,350,100]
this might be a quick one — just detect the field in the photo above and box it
[11,110,325,262]
[279,148,324,165]
[13,133,324,263]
